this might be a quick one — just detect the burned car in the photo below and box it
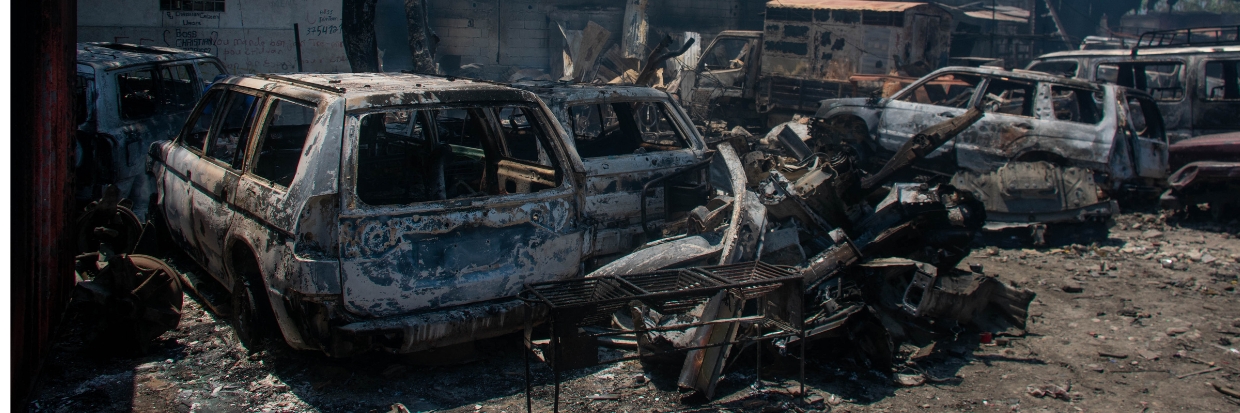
[148,73,736,356]
[1159,131,1240,218]
[1026,26,1240,143]
[812,66,1169,230]
[77,42,227,219]
[511,82,716,267]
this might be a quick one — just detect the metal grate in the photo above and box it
[694,262,800,299]
[618,269,723,314]
[523,262,800,327]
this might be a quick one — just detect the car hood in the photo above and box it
[815,98,874,117]
[1169,132,1240,168]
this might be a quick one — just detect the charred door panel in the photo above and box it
[581,152,703,226]
[189,89,263,277]
[159,145,203,261]
[1123,93,1170,179]
[338,104,584,318]
[158,88,229,263]
[338,196,583,317]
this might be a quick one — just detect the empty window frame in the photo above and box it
[1125,94,1165,141]
[206,90,260,168]
[117,69,159,119]
[981,79,1035,117]
[252,98,315,187]
[1048,85,1103,124]
[179,88,225,151]
[896,73,982,109]
[355,109,436,205]
[1028,60,1079,78]
[567,101,691,159]
[196,61,226,91]
[354,103,564,206]
[1204,60,1240,101]
[159,64,198,111]
[1095,62,1185,101]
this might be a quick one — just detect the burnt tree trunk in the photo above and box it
[404,0,438,74]
[342,0,379,72]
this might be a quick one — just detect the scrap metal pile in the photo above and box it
[572,109,1036,399]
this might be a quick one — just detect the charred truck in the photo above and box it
[677,0,953,128]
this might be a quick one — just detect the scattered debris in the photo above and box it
[1027,383,1072,401]
[1178,366,1222,379]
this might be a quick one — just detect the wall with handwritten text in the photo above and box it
[78,0,350,74]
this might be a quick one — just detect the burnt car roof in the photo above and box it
[509,81,676,103]
[928,66,1102,89]
[77,42,218,70]
[220,72,541,111]
[1036,45,1240,59]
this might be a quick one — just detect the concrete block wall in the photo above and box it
[427,1,499,66]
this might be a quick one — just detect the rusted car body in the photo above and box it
[76,42,226,219]
[149,73,739,356]
[1026,41,1240,143]
[1159,131,1240,217]
[813,66,1169,227]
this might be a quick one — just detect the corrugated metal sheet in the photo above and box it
[765,0,927,12]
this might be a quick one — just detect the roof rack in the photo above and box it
[91,42,176,55]
[1131,25,1240,57]
[253,74,347,94]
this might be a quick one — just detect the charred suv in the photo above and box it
[148,73,728,356]
[813,66,1169,228]
[77,42,226,218]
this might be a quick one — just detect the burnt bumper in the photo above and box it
[322,298,543,356]
[983,199,1118,229]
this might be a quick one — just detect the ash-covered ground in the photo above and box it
[29,208,1240,413]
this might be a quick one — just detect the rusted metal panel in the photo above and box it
[13,0,77,407]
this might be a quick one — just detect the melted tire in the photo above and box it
[230,256,277,351]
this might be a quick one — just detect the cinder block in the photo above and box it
[432,18,466,28]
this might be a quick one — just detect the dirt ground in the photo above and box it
[28,206,1240,413]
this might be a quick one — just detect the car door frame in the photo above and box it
[562,97,709,258]
[156,86,231,265]
[876,71,983,167]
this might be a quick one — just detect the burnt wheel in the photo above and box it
[126,255,186,344]
[76,202,142,255]
[230,255,276,350]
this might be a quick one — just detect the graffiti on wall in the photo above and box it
[79,0,350,74]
